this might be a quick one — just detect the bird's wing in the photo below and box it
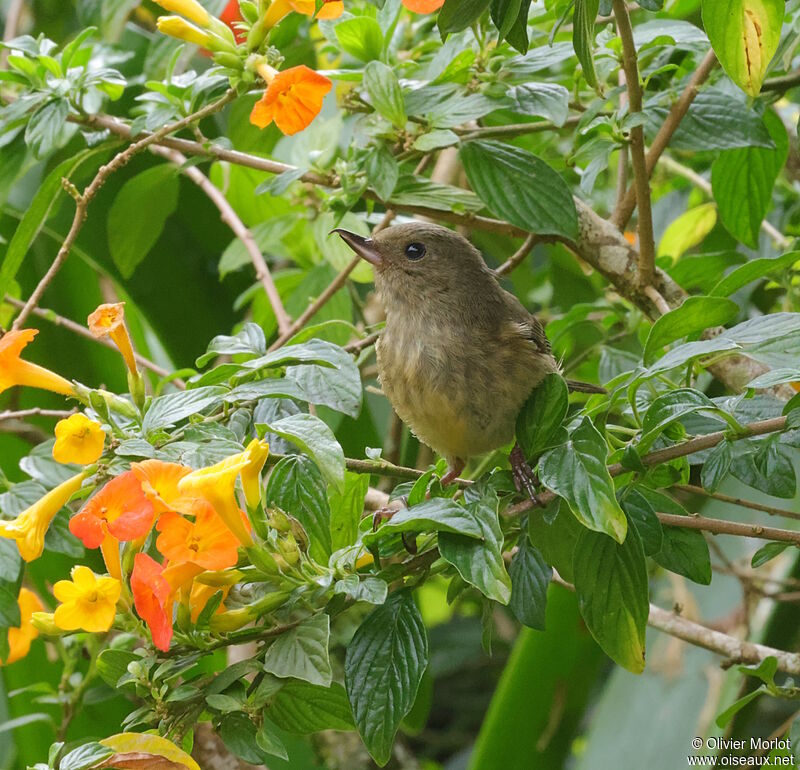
[498,290,552,355]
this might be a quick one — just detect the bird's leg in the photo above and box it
[510,444,540,504]
[372,496,408,529]
[440,458,466,487]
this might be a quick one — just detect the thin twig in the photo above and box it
[658,512,800,546]
[643,284,670,315]
[762,70,800,93]
[148,144,292,336]
[12,90,236,330]
[457,115,582,141]
[613,0,655,288]
[647,603,800,675]
[3,295,181,384]
[0,408,75,421]
[658,155,792,250]
[495,233,538,276]
[675,484,800,522]
[345,330,380,354]
[612,50,717,229]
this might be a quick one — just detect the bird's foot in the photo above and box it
[510,444,540,504]
[371,496,408,530]
[440,458,466,487]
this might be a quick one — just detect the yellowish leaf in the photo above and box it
[657,203,718,261]
[98,733,201,770]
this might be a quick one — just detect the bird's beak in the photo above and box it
[332,229,382,266]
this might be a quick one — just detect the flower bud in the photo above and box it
[31,612,63,636]
[157,15,215,47]
[152,0,210,27]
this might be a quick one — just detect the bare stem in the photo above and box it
[149,144,292,336]
[676,484,800,522]
[495,233,538,276]
[613,0,655,288]
[612,50,717,229]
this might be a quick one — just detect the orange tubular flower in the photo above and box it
[402,0,444,11]
[2,588,44,665]
[53,414,105,465]
[131,553,173,652]
[0,471,87,562]
[53,566,121,633]
[69,471,155,549]
[131,459,192,514]
[190,582,231,622]
[87,303,139,376]
[264,0,343,27]
[156,501,241,571]
[250,64,332,136]
[177,454,253,547]
[0,329,74,398]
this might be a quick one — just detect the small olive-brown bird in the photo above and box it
[335,222,599,493]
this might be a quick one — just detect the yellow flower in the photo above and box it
[2,588,44,665]
[0,471,87,561]
[152,0,210,27]
[177,453,253,546]
[87,303,139,377]
[53,566,121,633]
[0,329,74,397]
[53,414,105,465]
[241,438,269,509]
[156,14,215,46]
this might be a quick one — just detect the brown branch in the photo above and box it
[613,0,655,288]
[12,90,236,330]
[657,512,800,546]
[0,408,75,421]
[675,484,800,523]
[647,603,800,675]
[345,330,380,354]
[457,115,582,141]
[495,233,538,276]
[611,49,717,229]
[148,144,292,336]
[3,295,181,384]
[762,69,800,93]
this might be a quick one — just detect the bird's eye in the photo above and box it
[404,242,426,261]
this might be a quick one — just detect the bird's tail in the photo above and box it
[566,379,607,395]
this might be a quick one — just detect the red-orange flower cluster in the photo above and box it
[250,64,332,136]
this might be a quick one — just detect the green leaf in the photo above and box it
[263,614,332,687]
[654,526,712,585]
[715,688,766,728]
[439,492,512,604]
[269,680,355,734]
[59,742,114,770]
[573,526,648,673]
[528,500,583,583]
[388,176,483,211]
[258,413,345,492]
[364,497,484,549]
[460,140,578,240]
[108,165,179,278]
[255,718,288,761]
[142,386,226,433]
[701,440,732,493]
[335,17,384,61]
[657,203,718,259]
[96,649,140,688]
[265,455,331,564]
[710,251,799,298]
[509,82,570,126]
[334,575,388,605]
[639,388,726,451]
[701,0,784,96]
[438,0,491,33]
[364,61,406,128]
[509,536,552,630]
[345,591,428,766]
[711,111,789,248]
[515,372,569,460]
[219,712,278,765]
[366,144,400,200]
[0,147,104,298]
[620,488,663,556]
[751,541,790,568]
[0,584,21,628]
[573,0,600,88]
[412,129,459,151]
[24,98,70,158]
[197,323,266,366]
[539,417,628,543]
[328,471,369,552]
[647,89,773,151]
[490,0,523,39]
[643,296,739,365]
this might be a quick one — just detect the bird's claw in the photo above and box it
[510,444,540,504]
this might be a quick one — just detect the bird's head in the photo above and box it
[333,222,492,313]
